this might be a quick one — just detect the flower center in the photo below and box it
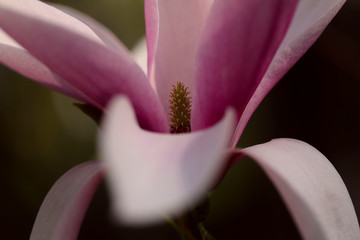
[169,82,191,134]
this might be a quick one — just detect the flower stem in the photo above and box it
[198,223,216,240]
[164,215,189,239]
[166,196,216,240]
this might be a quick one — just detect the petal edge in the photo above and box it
[231,139,360,240]
[30,161,104,240]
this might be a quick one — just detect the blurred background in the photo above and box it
[0,0,359,239]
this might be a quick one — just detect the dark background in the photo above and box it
[0,0,359,239]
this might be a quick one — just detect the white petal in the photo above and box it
[131,37,148,75]
[99,96,236,224]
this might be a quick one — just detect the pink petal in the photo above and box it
[145,0,214,113]
[231,139,360,240]
[50,3,130,54]
[191,0,299,130]
[99,96,236,224]
[231,0,346,146]
[0,29,90,102]
[0,0,168,132]
[144,0,158,80]
[30,161,104,240]
[0,0,103,44]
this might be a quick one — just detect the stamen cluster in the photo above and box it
[169,82,192,134]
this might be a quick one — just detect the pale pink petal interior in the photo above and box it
[233,139,360,240]
[148,0,214,115]
[144,0,159,80]
[231,0,346,146]
[30,161,104,240]
[192,0,299,131]
[99,96,236,224]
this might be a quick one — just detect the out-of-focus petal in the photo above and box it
[0,0,168,132]
[30,161,104,240]
[145,0,214,113]
[131,37,148,75]
[231,139,360,240]
[0,29,90,102]
[99,96,236,224]
[192,0,298,130]
[231,0,346,146]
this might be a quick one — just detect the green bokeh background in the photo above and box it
[0,0,359,239]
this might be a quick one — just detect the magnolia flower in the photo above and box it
[0,0,359,239]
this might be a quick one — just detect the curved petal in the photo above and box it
[30,161,104,240]
[231,139,360,240]
[99,96,236,224]
[191,0,299,130]
[50,3,130,54]
[0,29,91,102]
[0,0,168,132]
[0,0,102,44]
[146,0,214,113]
[231,0,346,146]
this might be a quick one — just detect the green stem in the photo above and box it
[165,214,216,240]
[164,215,187,239]
[164,196,215,240]
[198,223,216,240]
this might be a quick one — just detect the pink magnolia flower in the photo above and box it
[0,0,359,239]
